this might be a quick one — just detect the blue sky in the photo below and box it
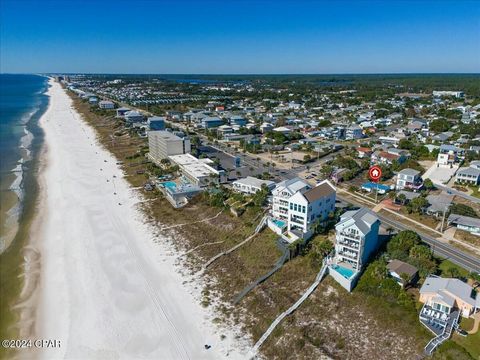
[1,0,479,74]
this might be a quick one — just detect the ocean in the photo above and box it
[0,74,49,252]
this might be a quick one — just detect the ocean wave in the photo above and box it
[19,126,34,160]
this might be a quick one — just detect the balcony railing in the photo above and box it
[338,250,358,260]
[338,240,360,249]
[339,232,361,241]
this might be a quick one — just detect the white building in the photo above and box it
[270,178,336,241]
[329,208,380,292]
[271,178,310,222]
[99,100,115,109]
[169,154,227,188]
[433,91,465,99]
[232,176,275,195]
[455,161,480,185]
[148,131,191,165]
[124,110,144,124]
[396,168,423,191]
[286,180,336,240]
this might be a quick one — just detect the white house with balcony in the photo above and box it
[396,168,423,191]
[329,208,380,292]
[269,178,336,241]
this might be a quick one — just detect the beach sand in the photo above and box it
[20,80,247,359]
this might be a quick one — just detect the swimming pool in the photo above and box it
[273,219,286,228]
[332,264,356,279]
[161,181,177,189]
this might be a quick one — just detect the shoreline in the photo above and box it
[17,79,247,359]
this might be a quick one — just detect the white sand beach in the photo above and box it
[29,80,247,359]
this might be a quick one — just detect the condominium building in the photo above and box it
[329,208,380,292]
[148,131,191,165]
[169,153,227,188]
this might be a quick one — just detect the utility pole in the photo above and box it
[441,206,447,233]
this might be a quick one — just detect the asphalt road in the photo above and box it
[435,183,480,205]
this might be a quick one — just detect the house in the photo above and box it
[331,168,348,184]
[147,116,165,131]
[437,145,463,166]
[269,178,336,241]
[229,115,248,127]
[273,126,292,135]
[361,182,391,194]
[285,180,336,241]
[387,260,418,287]
[371,150,405,165]
[201,117,224,129]
[395,190,421,204]
[329,208,381,292]
[357,147,372,159]
[88,96,98,105]
[345,124,363,140]
[396,168,423,191]
[455,161,480,185]
[232,177,275,195]
[260,122,274,133]
[432,131,454,142]
[116,107,130,117]
[99,100,115,109]
[169,154,227,188]
[447,213,480,235]
[426,193,454,217]
[148,131,191,165]
[124,110,144,124]
[419,276,479,318]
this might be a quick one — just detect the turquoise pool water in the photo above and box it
[161,181,177,189]
[332,264,355,279]
[273,219,286,228]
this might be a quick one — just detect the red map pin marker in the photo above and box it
[369,166,382,182]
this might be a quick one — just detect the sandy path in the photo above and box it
[30,80,247,359]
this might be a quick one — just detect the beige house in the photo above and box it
[419,276,480,318]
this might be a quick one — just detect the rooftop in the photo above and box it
[303,180,336,203]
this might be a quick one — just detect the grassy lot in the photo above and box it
[69,95,475,359]
[455,229,480,248]
[438,259,471,278]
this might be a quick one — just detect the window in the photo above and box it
[302,206,306,213]
[290,203,293,210]
[294,204,297,211]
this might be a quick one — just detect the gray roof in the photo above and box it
[387,259,418,277]
[338,207,379,235]
[399,168,420,176]
[426,193,454,213]
[274,177,310,195]
[397,190,421,201]
[420,276,478,307]
[448,213,480,229]
[457,166,480,177]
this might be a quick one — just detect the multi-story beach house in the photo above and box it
[396,168,423,191]
[270,178,336,241]
[147,116,166,131]
[99,100,115,109]
[124,110,144,124]
[329,208,380,292]
[345,124,363,140]
[286,180,336,240]
[148,130,191,165]
[271,178,311,222]
[437,144,463,167]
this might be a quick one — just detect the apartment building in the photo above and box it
[148,131,191,165]
[169,153,227,188]
[329,208,380,292]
